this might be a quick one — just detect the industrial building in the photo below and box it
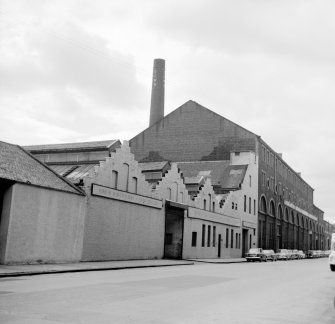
[1,58,333,264]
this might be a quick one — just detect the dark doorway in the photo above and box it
[218,234,222,257]
[164,205,184,259]
[0,179,14,227]
[242,229,249,257]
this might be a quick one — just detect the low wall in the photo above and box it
[1,183,85,264]
[81,195,165,261]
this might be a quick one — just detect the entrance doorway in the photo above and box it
[164,205,184,259]
[242,229,249,257]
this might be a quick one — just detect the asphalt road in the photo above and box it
[0,258,334,323]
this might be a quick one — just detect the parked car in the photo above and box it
[287,250,294,260]
[245,248,267,262]
[306,250,314,258]
[291,249,299,260]
[297,250,306,259]
[276,249,290,260]
[307,250,319,258]
[329,234,335,271]
[263,249,277,261]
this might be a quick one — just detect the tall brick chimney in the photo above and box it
[149,58,165,126]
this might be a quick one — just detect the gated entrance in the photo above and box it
[164,201,186,259]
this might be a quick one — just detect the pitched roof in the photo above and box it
[138,161,170,172]
[0,141,84,195]
[177,161,247,189]
[24,140,120,153]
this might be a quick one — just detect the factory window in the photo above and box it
[232,202,234,209]
[204,199,207,210]
[231,229,234,248]
[249,197,251,214]
[122,163,129,191]
[207,226,211,247]
[244,195,247,212]
[226,228,229,248]
[249,175,252,187]
[202,225,206,247]
[213,226,216,247]
[253,199,256,215]
[191,232,197,247]
[235,233,238,249]
[239,233,241,249]
[261,171,266,186]
[235,203,238,210]
[167,188,172,200]
[208,194,212,212]
[212,202,215,212]
[132,177,138,194]
[112,171,118,189]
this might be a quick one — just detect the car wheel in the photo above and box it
[330,265,335,272]
[259,258,262,262]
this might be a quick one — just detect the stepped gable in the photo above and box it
[0,141,84,195]
[129,100,258,163]
[84,141,154,198]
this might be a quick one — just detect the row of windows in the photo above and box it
[261,145,312,199]
[111,167,138,194]
[261,170,310,210]
[243,195,256,215]
[192,225,242,249]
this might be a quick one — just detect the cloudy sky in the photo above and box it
[1,0,335,222]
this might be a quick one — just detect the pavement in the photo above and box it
[188,258,247,264]
[0,258,246,277]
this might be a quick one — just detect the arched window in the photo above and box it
[278,205,283,220]
[259,196,267,214]
[269,200,275,217]
[122,163,129,191]
[284,208,289,222]
[290,211,295,224]
[112,170,118,189]
[167,188,172,200]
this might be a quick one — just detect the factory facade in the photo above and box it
[0,139,258,264]
[129,99,331,252]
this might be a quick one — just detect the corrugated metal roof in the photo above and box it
[24,140,119,152]
[0,141,84,195]
[66,164,96,181]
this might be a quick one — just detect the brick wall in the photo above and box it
[130,100,257,162]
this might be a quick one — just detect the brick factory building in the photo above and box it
[129,98,332,252]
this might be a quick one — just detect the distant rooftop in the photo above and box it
[24,140,120,153]
[0,141,84,195]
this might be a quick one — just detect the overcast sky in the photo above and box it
[1,0,334,222]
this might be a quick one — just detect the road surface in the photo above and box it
[0,258,334,323]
